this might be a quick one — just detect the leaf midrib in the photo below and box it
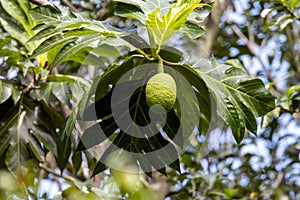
[197,70,273,111]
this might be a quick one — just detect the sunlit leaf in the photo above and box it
[29,4,63,23]
[145,0,207,48]
[115,2,145,22]
[193,58,275,142]
[0,0,31,33]
[0,80,12,104]
[0,17,30,46]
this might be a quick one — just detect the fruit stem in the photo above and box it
[157,58,164,73]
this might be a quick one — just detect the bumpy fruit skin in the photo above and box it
[146,73,177,112]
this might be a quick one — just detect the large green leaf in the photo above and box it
[0,96,64,174]
[50,34,107,67]
[77,57,182,174]
[76,54,212,175]
[31,32,112,67]
[145,0,206,49]
[171,64,211,134]
[30,34,77,58]
[39,75,91,107]
[193,58,275,142]
[28,5,124,67]
[0,0,30,32]
[0,17,30,46]
[29,4,64,23]
[115,0,209,48]
[90,81,182,175]
[0,0,34,37]
[94,55,146,100]
[0,0,36,53]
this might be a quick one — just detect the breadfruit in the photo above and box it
[145,73,177,112]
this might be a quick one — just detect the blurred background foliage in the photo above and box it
[0,0,299,199]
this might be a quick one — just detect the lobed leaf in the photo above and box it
[193,58,275,142]
[145,0,207,49]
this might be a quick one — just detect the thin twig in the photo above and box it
[39,163,76,182]
[61,0,78,12]
[281,3,298,19]
[22,78,35,94]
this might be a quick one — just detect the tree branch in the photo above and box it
[197,0,232,58]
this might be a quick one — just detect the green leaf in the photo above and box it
[85,57,209,175]
[12,86,22,104]
[52,82,71,105]
[32,128,58,157]
[47,74,90,86]
[0,80,12,104]
[92,161,107,176]
[83,67,182,175]
[188,2,213,23]
[115,2,145,22]
[40,82,53,103]
[5,134,32,173]
[0,0,31,33]
[0,0,36,53]
[29,4,63,23]
[94,55,145,100]
[65,48,103,66]
[272,14,293,30]
[80,55,211,172]
[50,34,106,67]
[291,0,299,10]
[57,134,72,171]
[30,34,77,58]
[0,99,17,135]
[72,152,82,173]
[28,135,45,161]
[193,58,275,142]
[77,123,109,151]
[29,4,121,67]
[145,0,206,49]
[0,17,30,46]
[1,97,62,173]
[286,85,300,99]
[171,64,211,134]
[120,34,150,50]
[17,0,32,21]
[0,130,12,157]
[46,41,69,64]
[114,0,173,16]
[180,21,205,39]
[27,27,56,42]
[262,107,281,128]
[64,90,92,137]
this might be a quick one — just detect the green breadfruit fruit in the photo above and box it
[146,73,177,112]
